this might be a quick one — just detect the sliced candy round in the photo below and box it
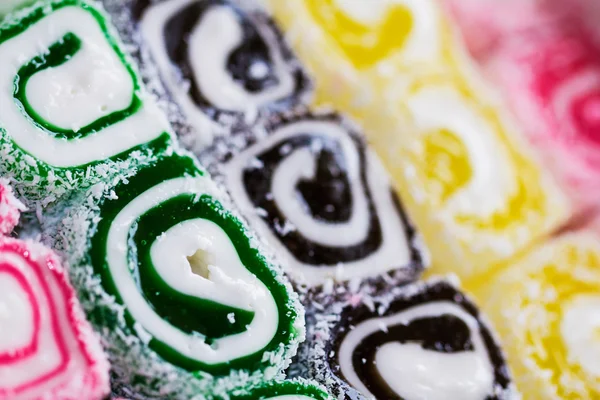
[0,0,173,198]
[306,278,515,400]
[136,0,311,144]
[84,152,303,393]
[204,110,425,288]
[391,76,568,280]
[0,236,109,400]
[471,232,600,399]
[227,379,333,400]
[0,179,25,235]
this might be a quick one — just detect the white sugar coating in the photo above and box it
[0,0,174,207]
[227,377,333,400]
[0,178,26,235]
[0,0,33,15]
[198,108,427,306]
[0,137,161,209]
[0,0,307,396]
[296,277,519,400]
[0,237,111,400]
[43,148,304,398]
[101,0,311,152]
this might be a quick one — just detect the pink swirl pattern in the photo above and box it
[445,0,600,211]
[0,180,109,400]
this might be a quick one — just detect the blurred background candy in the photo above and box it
[262,0,570,284]
[445,0,600,215]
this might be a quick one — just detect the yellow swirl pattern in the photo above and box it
[304,0,414,69]
[418,127,472,205]
[404,76,550,230]
[471,233,600,399]
[264,0,569,279]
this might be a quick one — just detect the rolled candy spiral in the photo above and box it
[203,110,425,289]
[85,151,303,389]
[0,213,109,399]
[227,379,333,400]
[306,279,515,400]
[0,0,173,199]
[136,0,311,145]
[446,0,600,211]
[391,74,569,280]
[263,0,570,280]
[472,232,600,399]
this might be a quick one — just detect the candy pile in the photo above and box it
[0,0,597,399]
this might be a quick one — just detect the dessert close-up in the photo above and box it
[0,0,597,399]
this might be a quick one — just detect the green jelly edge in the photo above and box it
[0,0,168,183]
[89,153,302,376]
[229,380,333,400]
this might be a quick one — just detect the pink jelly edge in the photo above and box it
[0,237,110,400]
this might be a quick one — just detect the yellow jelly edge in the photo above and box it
[471,232,600,399]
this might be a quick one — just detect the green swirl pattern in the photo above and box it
[14,29,142,140]
[89,153,303,375]
[0,0,172,196]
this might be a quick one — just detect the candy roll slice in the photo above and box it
[135,0,311,147]
[69,152,303,397]
[0,0,173,200]
[384,73,569,281]
[305,278,516,400]
[0,236,109,400]
[201,109,426,291]
[471,232,600,399]
[445,0,600,212]
[227,379,333,400]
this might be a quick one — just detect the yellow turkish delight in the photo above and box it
[470,232,600,399]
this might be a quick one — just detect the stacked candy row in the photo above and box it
[102,0,519,399]
[0,0,323,399]
[258,0,600,399]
